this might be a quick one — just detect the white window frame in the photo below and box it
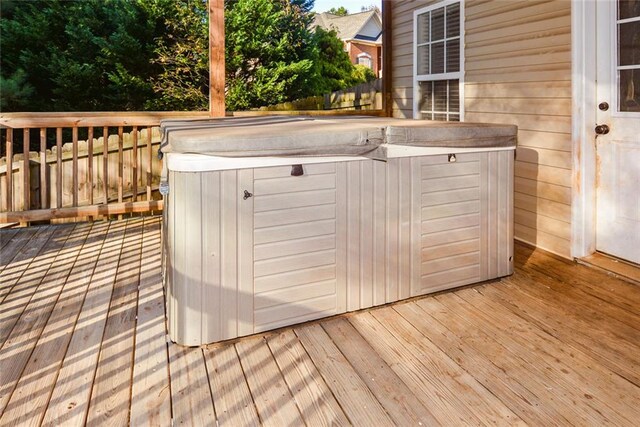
[357,52,373,68]
[412,0,465,120]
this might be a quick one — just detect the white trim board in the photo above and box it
[571,0,597,259]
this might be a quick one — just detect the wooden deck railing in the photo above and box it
[0,110,384,224]
[0,112,211,223]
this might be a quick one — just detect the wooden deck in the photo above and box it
[1,217,639,426]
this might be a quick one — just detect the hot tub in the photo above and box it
[160,116,516,346]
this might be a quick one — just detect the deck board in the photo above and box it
[266,329,349,427]
[1,217,639,426]
[0,223,91,416]
[86,218,143,426]
[0,226,54,303]
[41,220,127,426]
[204,344,261,427]
[2,221,110,426]
[0,224,75,347]
[129,218,171,427]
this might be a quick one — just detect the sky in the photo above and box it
[312,0,382,13]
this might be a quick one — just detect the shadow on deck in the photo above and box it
[0,217,639,426]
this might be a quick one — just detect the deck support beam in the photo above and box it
[209,0,225,117]
[382,0,393,117]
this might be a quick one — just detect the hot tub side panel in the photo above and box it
[411,151,514,296]
[164,151,514,346]
[166,169,253,346]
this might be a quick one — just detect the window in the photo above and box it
[357,53,372,68]
[413,0,463,121]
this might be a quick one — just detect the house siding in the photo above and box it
[350,42,382,76]
[390,0,572,258]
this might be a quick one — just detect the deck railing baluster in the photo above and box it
[88,127,94,206]
[103,126,109,205]
[146,127,152,201]
[118,126,123,204]
[56,128,62,208]
[6,128,13,211]
[23,128,30,211]
[132,126,138,202]
[72,127,79,207]
[40,128,47,209]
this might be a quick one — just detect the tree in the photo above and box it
[0,0,370,113]
[327,6,348,16]
[0,0,158,111]
[309,27,362,93]
[143,0,210,111]
[224,0,317,111]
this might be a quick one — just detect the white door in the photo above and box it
[595,0,640,264]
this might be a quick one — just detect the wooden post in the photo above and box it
[382,0,393,118]
[209,0,225,117]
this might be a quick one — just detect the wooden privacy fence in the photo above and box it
[258,79,383,112]
[0,112,209,223]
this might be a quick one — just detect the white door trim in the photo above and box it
[571,0,597,259]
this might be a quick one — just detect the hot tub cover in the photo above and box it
[160,116,517,158]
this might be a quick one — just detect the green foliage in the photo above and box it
[0,0,371,112]
[327,6,349,16]
[143,0,210,111]
[0,0,158,111]
[224,0,317,110]
[351,64,377,83]
[0,69,34,111]
[310,27,363,94]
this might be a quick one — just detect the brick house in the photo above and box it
[312,9,383,78]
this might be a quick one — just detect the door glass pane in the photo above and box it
[620,69,640,111]
[618,0,640,20]
[619,21,640,66]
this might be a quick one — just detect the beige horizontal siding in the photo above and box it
[390,0,573,258]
